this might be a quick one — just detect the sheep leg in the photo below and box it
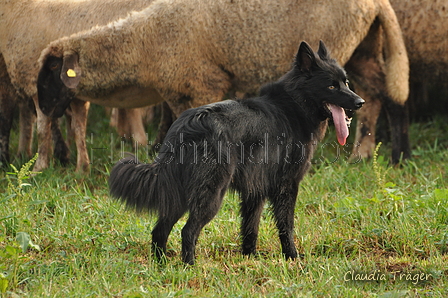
[107,107,116,128]
[32,95,52,172]
[0,101,13,166]
[69,98,90,173]
[116,108,148,146]
[17,97,36,159]
[383,100,411,163]
[152,102,174,149]
[0,75,16,167]
[51,117,70,166]
[64,109,75,149]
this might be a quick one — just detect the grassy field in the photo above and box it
[1,105,447,297]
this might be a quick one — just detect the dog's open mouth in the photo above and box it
[325,103,353,146]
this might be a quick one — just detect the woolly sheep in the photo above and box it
[393,0,448,80]
[0,50,41,166]
[37,0,409,168]
[353,0,448,160]
[0,0,153,171]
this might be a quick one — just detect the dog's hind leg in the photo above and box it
[181,183,229,265]
[152,208,186,262]
[270,186,299,260]
[240,194,266,256]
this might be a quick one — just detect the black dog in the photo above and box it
[109,41,364,264]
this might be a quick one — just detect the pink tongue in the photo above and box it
[328,104,349,146]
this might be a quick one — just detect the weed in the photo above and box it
[372,142,386,189]
[5,153,40,198]
[0,242,24,294]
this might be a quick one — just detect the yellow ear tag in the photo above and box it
[66,69,77,78]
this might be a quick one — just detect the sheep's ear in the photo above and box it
[296,41,315,72]
[317,40,330,60]
[60,52,81,88]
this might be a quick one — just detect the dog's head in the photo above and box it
[293,41,365,145]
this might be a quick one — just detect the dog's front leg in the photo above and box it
[240,194,266,256]
[270,188,299,260]
[181,219,200,265]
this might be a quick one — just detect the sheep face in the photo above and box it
[37,52,81,118]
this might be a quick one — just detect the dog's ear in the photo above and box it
[317,40,330,60]
[296,41,315,72]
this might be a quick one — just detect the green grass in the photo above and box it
[1,105,447,297]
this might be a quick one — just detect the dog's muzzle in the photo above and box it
[354,97,365,109]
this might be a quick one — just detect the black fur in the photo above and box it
[37,56,75,118]
[109,41,364,264]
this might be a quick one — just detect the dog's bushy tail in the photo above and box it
[109,156,184,216]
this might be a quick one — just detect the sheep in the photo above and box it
[1,54,73,169]
[353,0,448,160]
[393,0,448,80]
[0,53,43,167]
[0,0,153,171]
[37,0,409,170]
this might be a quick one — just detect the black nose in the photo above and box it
[355,97,365,109]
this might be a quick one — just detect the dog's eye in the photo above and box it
[345,80,350,87]
[328,86,335,90]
